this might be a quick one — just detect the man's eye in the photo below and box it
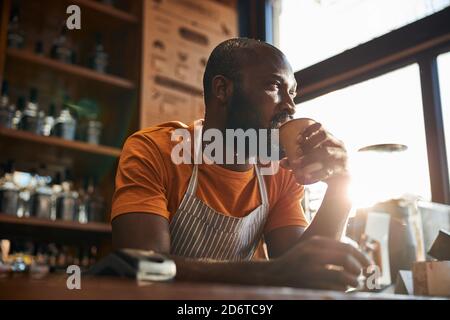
[268,82,281,90]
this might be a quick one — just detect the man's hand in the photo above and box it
[280,122,348,185]
[267,236,371,291]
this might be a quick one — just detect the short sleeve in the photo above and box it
[111,132,170,221]
[263,171,308,234]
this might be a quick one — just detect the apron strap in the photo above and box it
[185,164,199,196]
[254,165,269,206]
[183,119,203,197]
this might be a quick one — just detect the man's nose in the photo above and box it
[280,93,296,116]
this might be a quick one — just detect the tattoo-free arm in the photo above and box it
[112,211,367,289]
[265,175,351,258]
[112,213,271,285]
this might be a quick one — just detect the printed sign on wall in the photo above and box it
[140,0,237,128]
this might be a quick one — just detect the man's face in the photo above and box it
[225,47,298,131]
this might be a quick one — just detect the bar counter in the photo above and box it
[0,274,442,300]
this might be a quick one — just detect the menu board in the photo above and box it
[140,0,238,128]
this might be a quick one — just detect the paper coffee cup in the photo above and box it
[279,118,316,163]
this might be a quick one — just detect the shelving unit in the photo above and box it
[71,0,139,24]
[0,0,142,251]
[0,0,238,256]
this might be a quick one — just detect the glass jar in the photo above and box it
[86,120,102,145]
[31,181,53,219]
[56,181,79,221]
[54,109,77,140]
[0,176,19,216]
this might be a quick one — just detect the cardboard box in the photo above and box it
[413,261,450,297]
[428,229,450,260]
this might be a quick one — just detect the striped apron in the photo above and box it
[169,146,270,261]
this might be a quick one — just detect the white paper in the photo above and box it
[365,211,391,285]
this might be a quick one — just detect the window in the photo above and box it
[438,51,450,185]
[296,64,431,208]
[276,0,450,71]
[270,3,449,204]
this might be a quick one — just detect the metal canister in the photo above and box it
[0,185,19,215]
[54,109,77,140]
[31,186,53,219]
[56,193,78,221]
[86,120,102,145]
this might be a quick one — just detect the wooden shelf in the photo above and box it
[0,127,122,158]
[0,214,111,234]
[0,214,111,244]
[6,49,135,90]
[71,0,139,24]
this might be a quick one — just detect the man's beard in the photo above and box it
[226,85,293,130]
[269,111,292,160]
[224,85,291,161]
[225,85,261,131]
[224,87,258,160]
[270,111,293,129]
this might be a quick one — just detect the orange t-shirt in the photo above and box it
[111,121,308,256]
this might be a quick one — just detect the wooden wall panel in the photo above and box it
[0,0,11,84]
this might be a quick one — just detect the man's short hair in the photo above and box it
[202,38,278,105]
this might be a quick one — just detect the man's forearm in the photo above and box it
[170,255,273,286]
[301,175,352,241]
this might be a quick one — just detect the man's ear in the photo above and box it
[211,75,233,104]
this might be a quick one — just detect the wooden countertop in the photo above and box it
[0,274,440,300]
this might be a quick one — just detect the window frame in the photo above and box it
[274,4,450,204]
